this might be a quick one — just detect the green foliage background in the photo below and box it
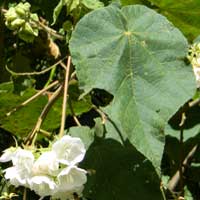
[0,0,200,199]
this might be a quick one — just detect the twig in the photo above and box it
[24,84,63,145]
[36,20,64,41]
[178,113,186,195]
[68,98,81,127]
[23,188,27,200]
[6,80,59,116]
[92,105,107,124]
[60,61,67,70]
[168,144,198,191]
[1,8,6,14]
[5,57,66,76]
[189,98,200,107]
[160,183,167,200]
[39,129,52,138]
[59,56,71,138]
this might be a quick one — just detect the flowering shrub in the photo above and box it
[0,135,87,200]
[1,0,200,199]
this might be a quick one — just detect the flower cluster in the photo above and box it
[4,2,39,42]
[188,42,200,87]
[0,135,87,200]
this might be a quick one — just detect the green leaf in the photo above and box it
[121,0,200,41]
[69,5,195,173]
[0,81,93,138]
[81,138,162,200]
[0,82,61,138]
[82,0,104,10]
[184,186,193,200]
[52,0,65,25]
[68,126,94,149]
[67,81,93,116]
[120,0,149,5]
[166,104,200,141]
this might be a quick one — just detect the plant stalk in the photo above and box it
[24,84,63,145]
[59,56,71,138]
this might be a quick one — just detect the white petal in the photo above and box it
[32,151,59,176]
[57,166,87,191]
[52,135,86,165]
[0,147,20,162]
[28,175,57,197]
[52,186,84,200]
[13,148,34,176]
[4,167,27,187]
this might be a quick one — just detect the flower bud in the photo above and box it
[11,18,25,29]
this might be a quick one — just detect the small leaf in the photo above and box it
[18,30,35,42]
[82,0,104,10]
[52,0,65,25]
[68,0,80,12]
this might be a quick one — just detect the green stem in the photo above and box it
[44,66,56,88]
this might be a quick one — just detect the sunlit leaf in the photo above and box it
[70,5,195,173]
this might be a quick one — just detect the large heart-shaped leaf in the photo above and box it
[69,5,195,173]
[121,0,200,41]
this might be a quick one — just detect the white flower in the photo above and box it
[32,151,59,176]
[0,135,87,199]
[52,186,84,200]
[52,166,86,200]
[28,175,57,197]
[56,166,87,192]
[12,148,34,176]
[0,147,20,162]
[4,167,27,187]
[52,135,86,166]
[2,148,34,187]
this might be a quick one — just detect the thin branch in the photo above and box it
[160,184,167,200]
[92,105,107,124]
[1,8,6,13]
[24,85,63,146]
[36,20,64,41]
[189,98,200,107]
[178,113,186,195]
[168,144,198,191]
[6,80,59,116]
[59,56,71,138]
[60,61,67,70]
[39,129,52,138]
[23,188,27,200]
[5,57,66,76]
